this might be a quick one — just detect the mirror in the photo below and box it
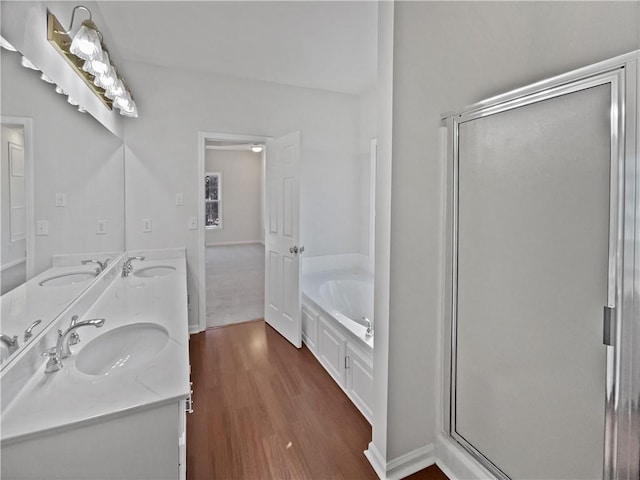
[0,46,125,368]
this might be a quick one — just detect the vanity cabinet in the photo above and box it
[2,399,187,479]
[301,304,319,355]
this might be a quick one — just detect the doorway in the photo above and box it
[198,133,270,329]
[0,118,33,295]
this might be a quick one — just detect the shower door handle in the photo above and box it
[603,306,616,346]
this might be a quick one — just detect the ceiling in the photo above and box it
[96,1,378,95]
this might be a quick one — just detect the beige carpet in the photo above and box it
[205,244,265,328]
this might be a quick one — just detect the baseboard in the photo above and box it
[365,442,435,480]
[435,433,496,480]
[205,240,262,247]
[364,442,387,479]
[188,324,203,335]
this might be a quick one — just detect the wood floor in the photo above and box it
[187,320,449,480]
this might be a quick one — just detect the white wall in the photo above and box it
[122,61,361,328]
[205,149,262,245]
[1,50,125,276]
[374,0,640,471]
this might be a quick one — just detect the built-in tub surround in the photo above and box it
[304,271,374,352]
[1,248,190,479]
[0,252,123,368]
[301,254,374,423]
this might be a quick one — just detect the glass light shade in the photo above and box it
[67,96,79,106]
[40,73,55,84]
[21,56,38,71]
[105,79,125,100]
[251,145,264,153]
[94,65,116,89]
[70,20,103,61]
[82,51,110,76]
[119,100,138,118]
[114,91,132,109]
[0,36,16,51]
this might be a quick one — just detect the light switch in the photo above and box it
[36,220,49,235]
[176,193,184,206]
[142,218,152,233]
[96,220,107,235]
[188,216,198,230]
[55,193,66,207]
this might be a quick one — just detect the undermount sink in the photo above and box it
[75,323,170,376]
[39,271,97,287]
[133,265,176,278]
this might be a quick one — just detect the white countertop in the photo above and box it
[1,256,190,445]
[1,265,101,339]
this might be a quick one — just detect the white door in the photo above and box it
[264,131,302,348]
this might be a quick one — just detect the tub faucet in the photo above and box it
[43,318,105,373]
[362,317,374,337]
[81,258,109,273]
[122,256,145,277]
[0,334,19,354]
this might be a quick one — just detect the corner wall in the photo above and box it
[377,0,640,475]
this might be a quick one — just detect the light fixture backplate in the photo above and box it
[46,10,113,110]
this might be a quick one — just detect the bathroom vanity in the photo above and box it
[0,249,191,480]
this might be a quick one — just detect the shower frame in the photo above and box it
[441,50,640,480]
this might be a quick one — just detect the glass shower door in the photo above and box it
[450,77,620,479]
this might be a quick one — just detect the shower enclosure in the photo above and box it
[442,51,639,480]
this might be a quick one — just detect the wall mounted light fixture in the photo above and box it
[47,5,138,117]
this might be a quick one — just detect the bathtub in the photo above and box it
[302,270,374,350]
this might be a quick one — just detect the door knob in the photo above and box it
[289,246,298,254]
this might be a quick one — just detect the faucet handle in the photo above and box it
[42,346,62,373]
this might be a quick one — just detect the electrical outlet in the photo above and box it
[188,216,198,230]
[55,193,66,207]
[96,220,107,235]
[176,193,184,206]
[36,220,49,235]
[142,218,152,233]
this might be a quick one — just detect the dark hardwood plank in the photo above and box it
[186,320,450,480]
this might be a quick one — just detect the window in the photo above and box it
[204,172,222,229]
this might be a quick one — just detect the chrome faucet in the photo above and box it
[43,318,105,373]
[81,258,109,274]
[0,334,19,354]
[24,319,42,342]
[122,256,145,277]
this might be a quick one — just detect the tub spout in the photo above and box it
[362,317,373,337]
